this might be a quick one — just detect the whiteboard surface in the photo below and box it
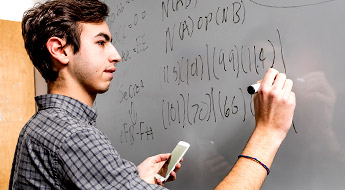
[96,0,345,189]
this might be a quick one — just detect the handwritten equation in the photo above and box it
[107,0,293,145]
[120,102,155,145]
[164,0,246,54]
[162,29,286,87]
[161,87,255,129]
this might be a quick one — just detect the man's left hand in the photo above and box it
[137,153,182,186]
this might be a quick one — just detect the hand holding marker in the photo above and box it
[247,72,301,133]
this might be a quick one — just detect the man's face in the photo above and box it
[68,21,121,95]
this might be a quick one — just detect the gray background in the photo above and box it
[96,0,345,189]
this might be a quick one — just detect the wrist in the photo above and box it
[254,123,288,145]
[241,127,285,168]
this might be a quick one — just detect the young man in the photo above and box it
[10,0,178,189]
[10,0,295,189]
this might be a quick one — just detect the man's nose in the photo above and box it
[109,44,121,64]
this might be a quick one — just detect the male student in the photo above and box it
[10,0,295,189]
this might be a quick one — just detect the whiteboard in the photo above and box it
[96,0,345,189]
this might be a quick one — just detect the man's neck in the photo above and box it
[48,82,96,107]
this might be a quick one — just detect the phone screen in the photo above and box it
[157,143,188,178]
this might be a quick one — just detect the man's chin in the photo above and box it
[98,87,110,94]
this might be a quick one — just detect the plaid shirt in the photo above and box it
[9,94,165,190]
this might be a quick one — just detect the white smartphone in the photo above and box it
[155,141,190,182]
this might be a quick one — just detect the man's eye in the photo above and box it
[97,41,105,46]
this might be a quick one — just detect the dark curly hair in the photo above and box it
[22,0,109,82]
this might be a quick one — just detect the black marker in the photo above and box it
[247,83,261,94]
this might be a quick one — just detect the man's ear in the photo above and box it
[46,37,72,65]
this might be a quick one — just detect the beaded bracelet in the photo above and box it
[238,154,270,175]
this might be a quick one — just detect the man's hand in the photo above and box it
[254,68,296,140]
[137,153,182,186]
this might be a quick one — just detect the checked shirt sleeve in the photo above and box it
[57,128,165,190]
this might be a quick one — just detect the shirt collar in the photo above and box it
[35,94,97,123]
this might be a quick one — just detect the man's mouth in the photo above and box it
[105,67,116,73]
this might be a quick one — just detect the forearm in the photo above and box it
[215,127,285,190]
[216,69,295,190]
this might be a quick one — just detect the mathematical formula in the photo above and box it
[110,0,294,145]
